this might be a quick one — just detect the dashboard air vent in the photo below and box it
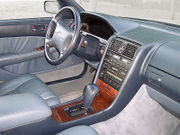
[109,38,139,59]
[123,43,139,59]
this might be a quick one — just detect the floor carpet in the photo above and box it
[91,84,180,135]
[48,68,95,103]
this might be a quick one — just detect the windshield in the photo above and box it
[75,0,180,25]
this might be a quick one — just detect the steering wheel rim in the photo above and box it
[45,6,81,65]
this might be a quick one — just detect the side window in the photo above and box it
[0,0,60,20]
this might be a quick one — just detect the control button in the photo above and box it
[81,40,88,48]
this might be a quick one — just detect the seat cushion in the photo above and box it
[0,74,60,107]
[56,125,99,135]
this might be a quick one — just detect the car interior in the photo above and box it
[0,0,180,135]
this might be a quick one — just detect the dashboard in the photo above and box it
[75,12,180,118]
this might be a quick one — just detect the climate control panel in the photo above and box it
[98,38,139,91]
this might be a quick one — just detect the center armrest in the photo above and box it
[0,93,52,132]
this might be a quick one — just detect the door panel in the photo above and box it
[0,18,83,81]
[0,36,46,68]
[0,18,50,38]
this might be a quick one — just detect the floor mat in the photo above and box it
[59,90,83,103]
[37,62,84,83]
[91,84,180,135]
[48,68,95,101]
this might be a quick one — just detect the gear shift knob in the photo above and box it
[83,84,99,109]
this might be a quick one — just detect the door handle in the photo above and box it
[32,25,46,32]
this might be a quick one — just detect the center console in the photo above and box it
[98,38,139,91]
[52,37,139,123]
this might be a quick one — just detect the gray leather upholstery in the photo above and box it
[0,74,60,107]
[0,93,52,132]
[56,125,99,135]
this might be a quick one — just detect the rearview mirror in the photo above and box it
[44,0,60,14]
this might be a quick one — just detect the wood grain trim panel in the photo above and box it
[52,79,118,122]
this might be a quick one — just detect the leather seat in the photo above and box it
[56,125,98,135]
[0,74,60,107]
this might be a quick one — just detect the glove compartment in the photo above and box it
[145,42,180,103]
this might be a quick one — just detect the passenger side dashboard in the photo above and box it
[145,41,180,117]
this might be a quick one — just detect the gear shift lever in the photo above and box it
[63,84,99,118]
[83,84,99,109]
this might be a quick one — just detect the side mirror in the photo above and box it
[44,0,60,14]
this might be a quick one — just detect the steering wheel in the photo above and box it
[45,6,81,65]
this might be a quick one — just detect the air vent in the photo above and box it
[109,38,139,59]
[110,39,123,51]
[123,43,139,59]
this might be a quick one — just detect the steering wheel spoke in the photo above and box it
[45,38,55,47]
[52,20,73,53]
